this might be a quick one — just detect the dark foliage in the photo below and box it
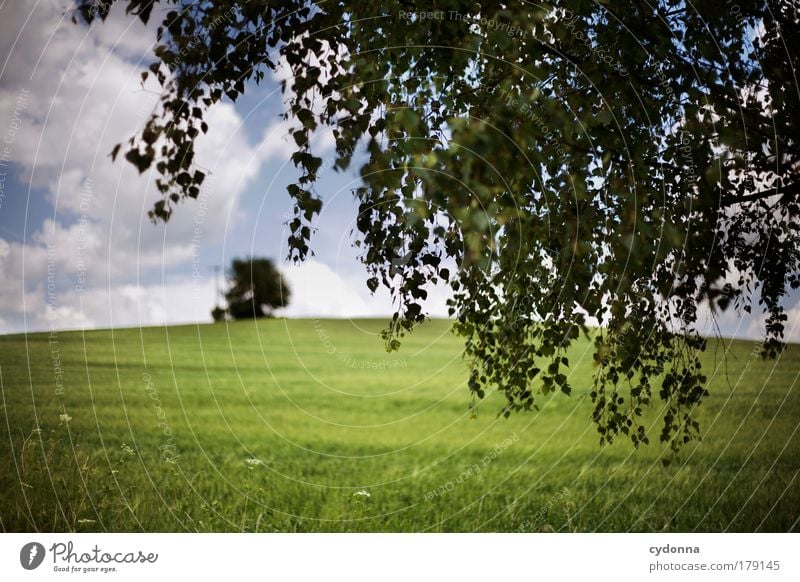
[77,0,800,456]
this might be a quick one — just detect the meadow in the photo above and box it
[1,318,798,532]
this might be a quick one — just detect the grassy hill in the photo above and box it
[1,318,798,532]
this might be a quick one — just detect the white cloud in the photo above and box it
[280,259,451,319]
[0,0,275,333]
[38,278,217,332]
[282,259,392,318]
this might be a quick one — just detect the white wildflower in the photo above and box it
[246,457,263,468]
[353,490,371,498]
[58,413,72,425]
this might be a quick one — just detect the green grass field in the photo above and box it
[1,318,798,532]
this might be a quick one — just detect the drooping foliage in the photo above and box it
[77,0,800,455]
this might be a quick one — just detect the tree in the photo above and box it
[211,306,227,322]
[224,257,290,319]
[78,0,799,456]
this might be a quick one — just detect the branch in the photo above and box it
[720,181,800,206]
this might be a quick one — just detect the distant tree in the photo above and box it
[210,306,227,322]
[224,258,290,319]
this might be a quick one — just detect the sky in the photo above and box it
[0,0,796,342]
[0,0,451,334]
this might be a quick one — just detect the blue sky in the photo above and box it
[0,0,794,342]
[0,0,452,334]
